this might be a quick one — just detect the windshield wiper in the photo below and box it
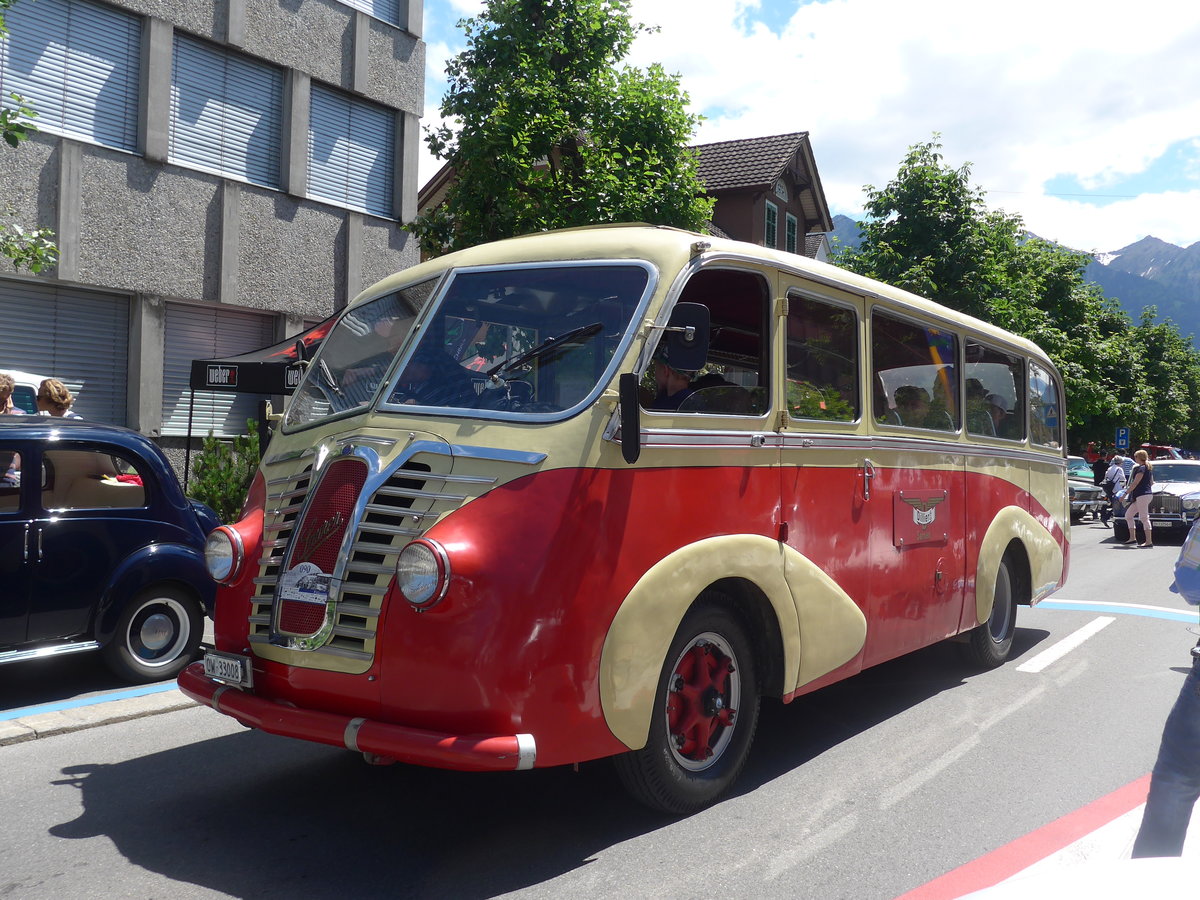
[318,358,343,396]
[485,322,603,381]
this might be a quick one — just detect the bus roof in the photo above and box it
[360,224,1051,362]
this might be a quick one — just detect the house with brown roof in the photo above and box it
[417,130,834,259]
[694,132,833,260]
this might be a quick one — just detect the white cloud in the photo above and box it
[421,0,1200,250]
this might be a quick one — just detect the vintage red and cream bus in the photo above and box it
[180,224,1069,814]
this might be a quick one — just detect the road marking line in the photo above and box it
[894,775,1151,900]
[1016,616,1115,673]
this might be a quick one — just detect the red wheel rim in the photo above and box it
[665,631,741,771]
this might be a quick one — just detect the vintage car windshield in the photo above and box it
[1150,462,1200,485]
[285,263,651,429]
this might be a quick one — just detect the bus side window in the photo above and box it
[871,311,959,431]
[786,293,859,421]
[1028,360,1062,448]
[965,341,1024,440]
[649,268,771,416]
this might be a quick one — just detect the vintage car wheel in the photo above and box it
[613,596,760,815]
[963,555,1017,669]
[103,585,203,684]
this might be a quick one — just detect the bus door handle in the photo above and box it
[863,459,876,501]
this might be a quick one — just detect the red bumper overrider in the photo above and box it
[178,663,536,772]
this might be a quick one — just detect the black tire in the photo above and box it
[613,596,760,815]
[962,556,1017,669]
[102,584,203,684]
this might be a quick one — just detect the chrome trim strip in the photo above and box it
[345,561,395,576]
[211,684,232,710]
[354,522,425,537]
[515,733,537,771]
[367,485,466,502]
[344,717,366,752]
[0,640,101,665]
[407,439,546,466]
[257,555,285,567]
[267,502,304,517]
[349,541,401,556]
[335,583,389,597]
[332,624,376,641]
[251,576,278,586]
[248,615,271,626]
[263,522,296,535]
[263,446,316,466]
[335,602,380,619]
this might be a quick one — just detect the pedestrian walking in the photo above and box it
[1122,449,1155,547]
[1131,522,1200,857]
[1100,453,1127,527]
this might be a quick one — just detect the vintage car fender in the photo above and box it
[598,534,866,751]
[975,505,1064,625]
[95,542,216,642]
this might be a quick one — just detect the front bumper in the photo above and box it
[178,663,536,772]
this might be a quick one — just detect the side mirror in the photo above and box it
[662,302,710,372]
[619,373,641,464]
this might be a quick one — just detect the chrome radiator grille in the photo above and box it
[1151,493,1182,515]
[247,448,496,672]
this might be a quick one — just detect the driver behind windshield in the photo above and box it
[389,335,477,407]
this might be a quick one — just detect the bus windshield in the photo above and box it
[285,263,651,428]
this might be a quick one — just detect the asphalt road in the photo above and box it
[2,520,1197,899]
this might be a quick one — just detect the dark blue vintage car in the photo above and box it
[0,418,218,682]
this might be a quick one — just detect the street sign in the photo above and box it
[1115,426,1130,450]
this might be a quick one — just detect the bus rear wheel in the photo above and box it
[613,598,760,815]
[963,556,1017,669]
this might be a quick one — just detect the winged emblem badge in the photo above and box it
[903,495,945,541]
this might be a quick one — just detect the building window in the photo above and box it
[308,84,395,218]
[0,0,140,152]
[786,213,798,254]
[764,201,778,249]
[169,35,283,188]
[337,0,400,25]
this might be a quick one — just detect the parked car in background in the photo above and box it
[1066,455,1104,524]
[1114,459,1200,543]
[0,369,52,415]
[1141,443,1184,460]
[0,418,218,682]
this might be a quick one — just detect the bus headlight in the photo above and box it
[205,526,244,585]
[396,539,450,608]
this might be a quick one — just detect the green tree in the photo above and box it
[836,136,1200,450]
[187,422,261,523]
[409,0,714,256]
[0,0,59,273]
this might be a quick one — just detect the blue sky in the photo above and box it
[419,0,1200,252]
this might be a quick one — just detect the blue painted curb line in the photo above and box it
[0,680,179,722]
[1039,599,1200,623]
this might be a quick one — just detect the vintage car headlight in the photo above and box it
[1068,485,1078,500]
[396,539,450,608]
[1183,498,1200,511]
[205,526,244,584]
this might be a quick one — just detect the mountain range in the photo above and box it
[829,214,1200,339]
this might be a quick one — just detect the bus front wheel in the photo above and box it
[613,597,760,815]
[963,557,1017,669]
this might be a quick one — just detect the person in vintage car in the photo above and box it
[0,418,217,681]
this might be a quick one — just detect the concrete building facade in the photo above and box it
[0,0,424,452]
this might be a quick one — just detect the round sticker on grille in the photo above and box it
[277,561,331,635]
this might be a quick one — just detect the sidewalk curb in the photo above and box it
[0,688,198,746]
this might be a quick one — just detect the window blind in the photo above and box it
[0,0,140,151]
[169,35,283,188]
[308,84,395,218]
